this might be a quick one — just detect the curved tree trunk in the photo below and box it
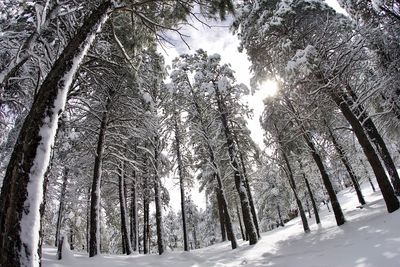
[0,2,111,266]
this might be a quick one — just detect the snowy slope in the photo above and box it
[43,181,400,267]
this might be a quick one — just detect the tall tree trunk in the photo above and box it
[55,169,69,247]
[153,140,164,255]
[130,169,139,252]
[277,205,284,227]
[303,132,346,226]
[173,113,189,251]
[118,162,132,255]
[300,166,320,225]
[236,204,246,241]
[280,147,310,233]
[143,173,149,255]
[326,125,366,205]
[89,100,110,257]
[214,86,258,245]
[86,186,90,253]
[234,135,260,238]
[284,98,345,226]
[330,91,399,212]
[0,2,111,266]
[187,81,237,249]
[216,188,227,242]
[346,86,400,195]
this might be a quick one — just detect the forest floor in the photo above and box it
[43,180,400,267]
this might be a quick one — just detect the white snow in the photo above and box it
[43,180,400,266]
[19,11,109,267]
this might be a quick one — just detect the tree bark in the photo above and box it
[173,112,189,251]
[0,2,111,266]
[284,97,345,226]
[277,205,284,227]
[214,86,258,245]
[118,161,132,255]
[345,87,400,195]
[55,169,69,247]
[187,81,237,249]
[330,91,399,212]
[301,170,320,225]
[280,148,310,233]
[89,107,109,257]
[216,188,227,242]
[234,136,261,238]
[326,125,366,205]
[153,140,165,255]
[236,204,246,241]
[130,169,139,252]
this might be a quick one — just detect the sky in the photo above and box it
[162,0,346,212]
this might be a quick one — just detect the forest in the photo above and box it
[0,0,399,266]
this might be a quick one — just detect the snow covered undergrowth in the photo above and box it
[43,181,400,267]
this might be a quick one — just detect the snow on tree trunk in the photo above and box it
[130,168,139,252]
[214,86,258,245]
[0,2,111,266]
[55,169,69,247]
[118,161,133,255]
[174,111,189,252]
[154,142,165,255]
[300,166,321,225]
[330,91,399,213]
[89,106,109,257]
[280,148,310,233]
[326,125,366,205]
[345,87,400,196]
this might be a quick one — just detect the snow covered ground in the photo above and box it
[43,181,400,267]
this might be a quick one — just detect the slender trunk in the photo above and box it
[234,136,260,238]
[345,87,400,195]
[306,199,311,218]
[280,147,310,233]
[216,188,227,242]
[173,113,189,251]
[236,204,246,240]
[304,132,345,225]
[55,169,69,247]
[284,97,345,226]
[187,82,237,249]
[86,187,90,253]
[302,172,320,225]
[130,169,138,252]
[89,102,110,257]
[214,86,257,245]
[0,2,111,265]
[277,205,284,227]
[69,228,74,250]
[118,162,132,255]
[326,125,366,205]
[153,141,164,255]
[330,91,399,212]
[143,174,149,255]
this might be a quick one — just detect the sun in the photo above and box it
[258,79,279,99]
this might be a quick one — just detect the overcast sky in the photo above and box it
[162,0,346,212]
